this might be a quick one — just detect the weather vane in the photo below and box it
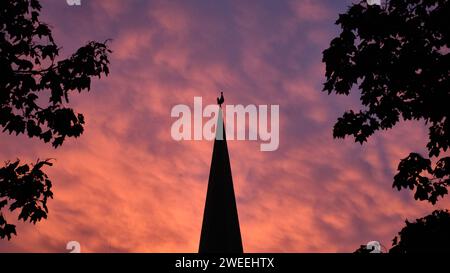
[217,91,224,108]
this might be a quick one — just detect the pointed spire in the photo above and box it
[199,108,243,253]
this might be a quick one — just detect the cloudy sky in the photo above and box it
[1,0,448,252]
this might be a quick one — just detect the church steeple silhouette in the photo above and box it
[198,103,243,253]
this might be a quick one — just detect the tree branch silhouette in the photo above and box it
[323,0,450,204]
[390,210,450,253]
[0,159,53,240]
[0,0,111,239]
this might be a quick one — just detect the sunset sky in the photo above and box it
[1,0,449,252]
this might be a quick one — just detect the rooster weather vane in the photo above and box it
[217,91,224,108]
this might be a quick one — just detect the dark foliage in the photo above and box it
[323,0,450,204]
[1,0,111,147]
[0,159,53,240]
[0,0,111,239]
[390,210,450,253]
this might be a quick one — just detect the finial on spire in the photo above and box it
[217,91,224,107]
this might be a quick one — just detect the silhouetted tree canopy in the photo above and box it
[0,0,111,239]
[0,159,53,240]
[354,210,450,253]
[323,0,450,204]
[390,210,450,253]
